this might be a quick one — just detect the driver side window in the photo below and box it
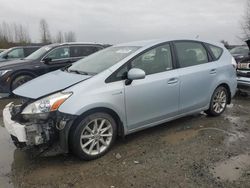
[45,47,70,61]
[107,43,173,83]
[130,44,173,75]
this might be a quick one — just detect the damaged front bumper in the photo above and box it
[3,102,77,154]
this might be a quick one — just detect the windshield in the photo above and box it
[67,46,140,74]
[0,48,12,58]
[25,46,52,60]
[230,46,249,55]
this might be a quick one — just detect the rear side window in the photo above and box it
[24,47,39,57]
[70,46,100,57]
[208,44,223,60]
[174,42,208,68]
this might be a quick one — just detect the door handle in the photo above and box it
[167,78,178,84]
[210,69,217,74]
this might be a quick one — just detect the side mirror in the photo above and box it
[43,57,52,64]
[126,68,145,85]
[3,54,8,59]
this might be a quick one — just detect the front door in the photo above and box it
[124,43,180,131]
[43,46,72,72]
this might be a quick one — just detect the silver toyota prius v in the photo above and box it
[3,38,237,160]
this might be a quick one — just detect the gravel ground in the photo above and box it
[0,94,250,188]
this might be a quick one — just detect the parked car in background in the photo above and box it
[0,42,109,96]
[236,39,250,94]
[3,39,237,160]
[0,46,41,62]
[0,49,6,53]
[230,45,249,63]
[237,60,250,93]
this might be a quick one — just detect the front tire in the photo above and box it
[70,112,117,160]
[11,75,33,91]
[205,86,229,116]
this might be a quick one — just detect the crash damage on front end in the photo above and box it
[3,94,77,155]
[2,69,90,155]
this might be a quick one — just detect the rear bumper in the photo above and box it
[237,76,250,92]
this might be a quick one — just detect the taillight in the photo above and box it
[231,57,237,69]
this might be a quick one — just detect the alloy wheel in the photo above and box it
[212,89,227,114]
[80,118,113,156]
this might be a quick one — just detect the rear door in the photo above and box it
[173,41,217,113]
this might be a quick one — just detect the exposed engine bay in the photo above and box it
[4,98,76,154]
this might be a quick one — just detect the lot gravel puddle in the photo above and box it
[210,154,250,181]
[0,98,20,188]
[0,123,15,188]
[0,96,249,187]
[163,129,198,144]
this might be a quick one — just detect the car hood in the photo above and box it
[13,70,91,99]
[0,59,31,69]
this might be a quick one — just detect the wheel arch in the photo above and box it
[216,83,232,104]
[70,107,125,138]
[10,70,37,91]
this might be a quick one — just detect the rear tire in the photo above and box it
[70,112,117,160]
[11,75,33,91]
[205,86,229,116]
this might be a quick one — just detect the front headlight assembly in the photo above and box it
[0,70,11,77]
[21,92,72,119]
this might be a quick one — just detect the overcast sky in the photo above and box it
[0,0,247,44]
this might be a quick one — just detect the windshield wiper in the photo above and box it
[67,69,89,75]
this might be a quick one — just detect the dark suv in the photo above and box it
[230,45,249,63]
[0,43,109,96]
[0,46,41,62]
[237,39,250,93]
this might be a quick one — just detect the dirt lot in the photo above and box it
[0,94,250,188]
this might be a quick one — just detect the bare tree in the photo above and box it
[64,31,76,42]
[54,31,64,43]
[242,0,250,40]
[0,22,13,42]
[0,22,31,47]
[14,23,31,44]
[39,19,51,43]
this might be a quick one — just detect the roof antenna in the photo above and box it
[195,35,199,39]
